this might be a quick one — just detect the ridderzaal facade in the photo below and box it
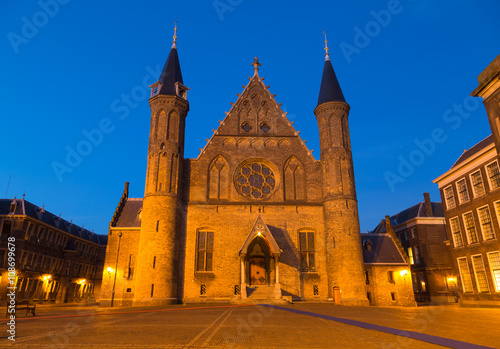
[100,30,415,307]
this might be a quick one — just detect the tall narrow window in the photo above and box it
[449,217,463,247]
[444,186,456,209]
[478,206,495,240]
[387,271,395,284]
[197,231,214,272]
[472,255,490,293]
[413,245,422,264]
[457,257,474,293]
[156,220,159,232]
[487,161,500,190]
[153,256,156,269]
[471,171,485,197]
[127,254,135,280]
[151,284,154,297]
[408,247,414,265]
[463,212,478,244]
[456,179,469,203]
[487,251,500,292]
[299,232,315,271]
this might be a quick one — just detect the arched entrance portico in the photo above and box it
[239,215,281,300]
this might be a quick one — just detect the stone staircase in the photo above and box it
[241,286,289,304]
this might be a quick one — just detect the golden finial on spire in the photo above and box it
[172,20,178,48]
[323,30,330,61]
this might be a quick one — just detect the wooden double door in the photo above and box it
[249,257,266,285]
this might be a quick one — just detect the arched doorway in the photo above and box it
[248,238,270,286]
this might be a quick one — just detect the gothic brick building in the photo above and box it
[100,32,414,307]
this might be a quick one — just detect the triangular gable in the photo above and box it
[196,65,314,160]
[239,214,281,256]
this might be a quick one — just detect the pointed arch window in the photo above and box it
[209,156,229,200]
[284,157,305,201]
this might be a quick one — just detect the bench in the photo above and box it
[5,300,36,317]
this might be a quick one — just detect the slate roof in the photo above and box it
[370,201,443,234]
[114,198,143,228]
[158,46,183,96]
[450,134,494,169]
[317,58,346,106]
[361,234,407,264]
[0,199,106,245]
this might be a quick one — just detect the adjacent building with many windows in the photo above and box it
[433,54,500,307]
[0,198,107,305]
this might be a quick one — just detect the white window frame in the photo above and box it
[443,185,456,210]
[487,251,500,293]
[485,160,500,192]
[477,204,496,241]
[457,257,474,293]
[455,177,470,204]
[462,211,479,245]
[471,254,490,293]
[449,216,464,248]
[470,170,486,198]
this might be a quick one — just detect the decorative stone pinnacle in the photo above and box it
[251,57,261,75]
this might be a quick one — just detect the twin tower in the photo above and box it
[104,31,368,306]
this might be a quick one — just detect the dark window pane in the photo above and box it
[206,252,213,271]
[301,252,308,270]
[198,231,206,251]
[207,232,214,250]
[197,252,205,271]
[308,233,315,251]
[309,253,315,270]
[300,233,307,251]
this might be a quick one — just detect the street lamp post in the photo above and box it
[110,232,122,307]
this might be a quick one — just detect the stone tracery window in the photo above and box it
[235,161,276,200]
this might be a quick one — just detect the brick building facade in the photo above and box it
[0,198,107,305]
[371,194,457,304]
[433,54,500,307]
[100,33,415,307]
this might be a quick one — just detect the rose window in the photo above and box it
[235,162,276,199]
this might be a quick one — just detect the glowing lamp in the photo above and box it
[400,269,409,277]
[107,267,114,273]
[257,232,261,236]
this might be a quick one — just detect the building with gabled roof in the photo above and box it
[101,29,415,307]
[370,194,456,304]
[0,197,107,305]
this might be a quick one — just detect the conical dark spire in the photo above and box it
[317,33,345,106]
[158,46,183,96]
[317,58,345,106]
[158,22,183,96]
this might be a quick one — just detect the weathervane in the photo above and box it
[172,20,177,48]
[323,30,330,61]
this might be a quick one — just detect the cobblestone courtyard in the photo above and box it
[2,303,499,348]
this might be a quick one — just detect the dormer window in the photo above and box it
[9,201,16,214]
[175,82,189,99]
[364,240,373,252]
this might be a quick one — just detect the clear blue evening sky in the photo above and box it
[1,0,499,234]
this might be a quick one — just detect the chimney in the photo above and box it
[423,192,433,217]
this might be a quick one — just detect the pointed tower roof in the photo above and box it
[317,33,346,106]
[158,22,184,96]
